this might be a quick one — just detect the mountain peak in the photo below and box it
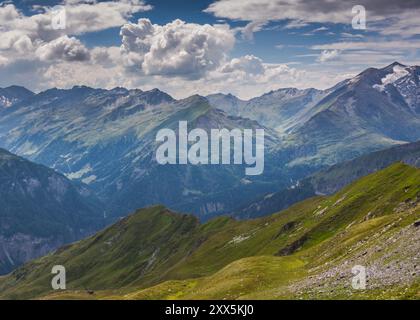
[148,88,165,94]
[263,87,297,96]
[109,87,130,94]
[0,85,35,107]
[386,61,407,68]
[2,85,33,94]
[223,93,241,100]
[206,92,242,102]
[72,85,93,89]
[137,88,175,104]
[70,85,101,94]
[352,62,410,86]
[183,94,208,104]
[381,61,408,74]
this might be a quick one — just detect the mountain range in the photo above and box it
[209,62,420,168]
[0,88,283,220]
[1,62,420,222]
[207,87,327,133]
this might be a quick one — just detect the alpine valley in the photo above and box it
[0,62,419,299]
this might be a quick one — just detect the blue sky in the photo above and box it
[1,0,419,98]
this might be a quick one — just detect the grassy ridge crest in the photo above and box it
[0,163,419,299]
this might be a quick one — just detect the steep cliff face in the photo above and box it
[0,148,104,274]
[0,234,62,274]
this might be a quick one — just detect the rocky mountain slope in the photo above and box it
[207,87,327,133]
[282,62,420,168]
[0,86,34,108]
[0,148,104,275]
[0,163,418,299]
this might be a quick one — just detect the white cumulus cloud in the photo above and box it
[120,18,235,78]
[36,35,90,62]
[317,49,340,63]
[0,1,151,62]
[220,55,265,75]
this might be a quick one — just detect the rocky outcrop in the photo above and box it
[0,234,62,275]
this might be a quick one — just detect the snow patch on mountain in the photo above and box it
[66,164,92,180]
[0,96,14,108]
[16,141,39,157]
[373,65,410,92]
[82,175,97,184]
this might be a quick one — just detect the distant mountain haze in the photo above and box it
[235,140,420,219]
[0,62,419,221]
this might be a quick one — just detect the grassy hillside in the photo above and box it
[235,140,420,219]
[309,140,420,194]
[0,163,419,299]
